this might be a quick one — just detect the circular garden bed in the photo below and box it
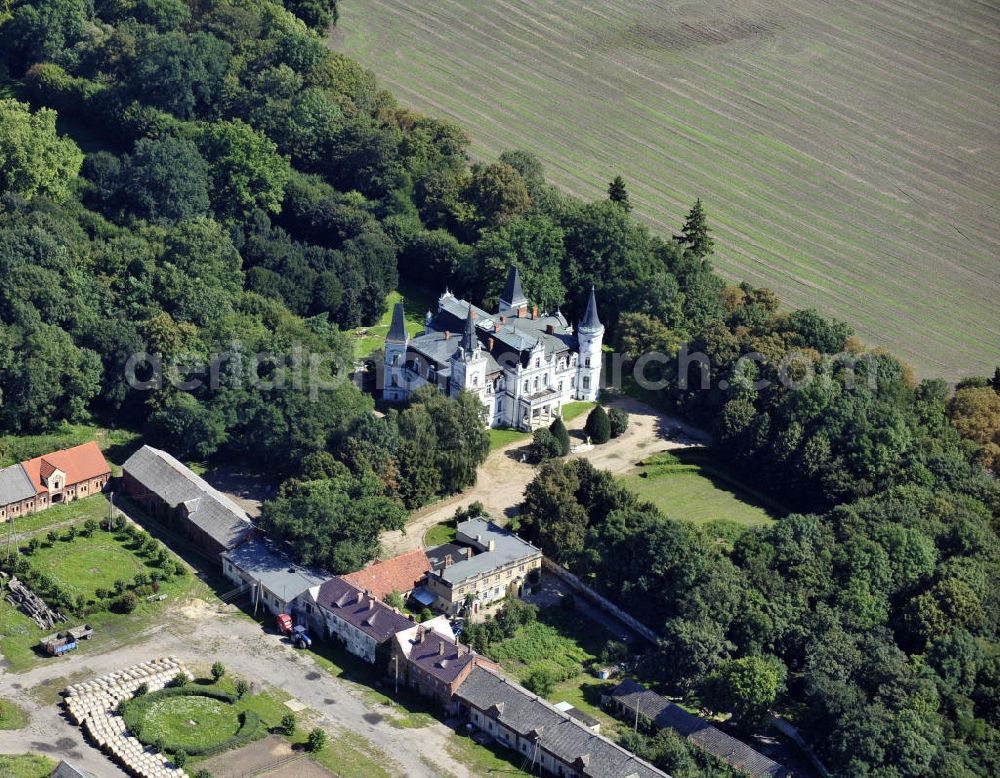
[121,688,259,757]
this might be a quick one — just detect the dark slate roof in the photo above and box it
[425,542,475,573]
[387,302,408,342]
[457,667,667,778]
[608,679,787,778]
[223,536,331,600]
[435,518,540,586]
[0,463,37,506]
[50,760,88,778]
[122,446,253,550]
[461,305,477,353]
[402,628,478,684]
[314,577,413,643]
[500,264,527,309]
[579,285,602,332]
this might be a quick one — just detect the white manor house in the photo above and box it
[383,266,604,430]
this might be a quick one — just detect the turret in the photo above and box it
[450,305,488,402]
[575,286,603,401]
[382,302,409,402]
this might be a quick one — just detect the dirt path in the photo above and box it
[0,602,474,778]
[381,396,709,557]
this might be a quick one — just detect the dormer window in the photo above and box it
[535,357,540,367]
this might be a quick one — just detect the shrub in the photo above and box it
[83,519,98,536]
[281,712,296,735]
[46,530,59,545]
[64,525,78,541]
[112,591,139,613]
[600,640,631,666]
[173,750,187,768]
[384,590,405,610]
[135,682,149,697]
[26,537,41,554]
[134,572,150,587]
[195,771,212,778]
[584,406,611,444]
[608,408,629,438]
[211,662,225,682]
[95,587,109,600]
[114,578,129,594]
[549,417,571,455]
[171,672,189,688]
[419,607,434,623]
[234,678,249,698]
[532,428,562,461]
[524,666,558,697]
[307,728,327,752]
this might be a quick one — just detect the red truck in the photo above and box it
[276,613,294,636]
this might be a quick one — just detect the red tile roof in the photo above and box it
[21,442,110,494]
[342,549,432,601]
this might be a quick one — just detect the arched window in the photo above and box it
[523,380,529,392]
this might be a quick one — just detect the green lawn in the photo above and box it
[5,494,110,537]
[143,694,241,752]
[29,532,148,598]
[561,401,596,423]
[423,522,456,547]
[446,731,533,777]
[0,423,141,470]
[488,426,530,450]
[352,283,437,359]
[0,517,211,671]
[624,449,780,527]
[0,698,29,730]
[0,754,57,778]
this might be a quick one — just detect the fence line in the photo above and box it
[541,557,658,644]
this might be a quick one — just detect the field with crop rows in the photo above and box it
[332,0,999,379]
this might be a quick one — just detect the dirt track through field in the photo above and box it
[333,0,1000,379]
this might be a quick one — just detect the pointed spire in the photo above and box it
[499,265,527,311]
[578,285,602,332]
[461,305,477,354]
[386,302,408,342]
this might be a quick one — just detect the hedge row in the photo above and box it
[121,687,260,756]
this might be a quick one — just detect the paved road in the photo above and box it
[0,602,474,778]
[382,395,710,556]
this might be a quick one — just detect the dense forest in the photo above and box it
[0,0,997,775]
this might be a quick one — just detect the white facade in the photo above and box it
[383,267,604,430]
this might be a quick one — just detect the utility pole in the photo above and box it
[634,698,640,732]
[393,655,398,695]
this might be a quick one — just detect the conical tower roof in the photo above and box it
[461,305,477,354]
[579,286,602,332]
[499,265,527,310]
[386,302,408,342]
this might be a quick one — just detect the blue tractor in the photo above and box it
[293,624,312,649]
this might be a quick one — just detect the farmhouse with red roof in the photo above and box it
[0,441,111,522]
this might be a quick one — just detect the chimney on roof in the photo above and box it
[444,330,450,340]
[416,625,425,643]
[444,554,453,568]
[515,308,522,318]
[488,337,494,351]
[438,641,446,656]
[546,324,554,335]
[532,305,538,319]
[488,539,496,552]
[499,315,506,324]
[355,590,364,604]
[463,547,472,559]
[368,598,375,611]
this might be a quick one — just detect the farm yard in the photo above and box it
[333,0,1000,379]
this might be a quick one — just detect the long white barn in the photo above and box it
[383,266,604,429]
